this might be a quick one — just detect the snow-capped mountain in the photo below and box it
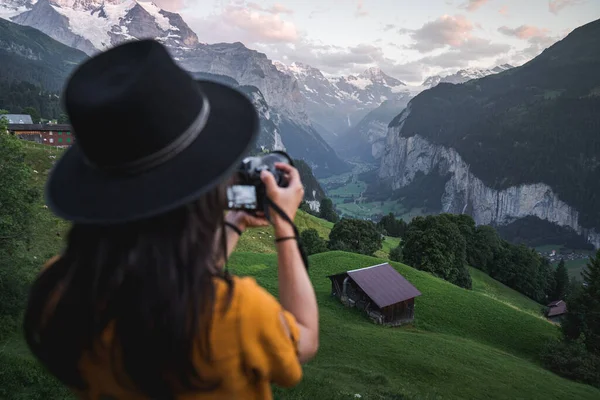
[422,64,514,88]
[6,0,197,55]
[274,61,413,144]
[0,0,349,176]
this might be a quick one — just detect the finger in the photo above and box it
[260,170,278,193]
[275,163,301,186]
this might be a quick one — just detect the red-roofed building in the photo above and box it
[546,300,568,324]
[327,263,422,326]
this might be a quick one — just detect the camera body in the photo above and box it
[226,151,293,214]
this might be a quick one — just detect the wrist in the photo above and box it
[274,222,295,238]
[225,212,246,233]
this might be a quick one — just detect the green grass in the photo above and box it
[3,144,600,399]
[230,252,599,399]
[469,267,545,317]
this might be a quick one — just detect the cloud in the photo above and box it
[188,3,298,44]
[355,0,368,17]
[497,24,561,64]
[383,24,395,31]
[549,0,588,14]
[498,25,551,39]
[403,15,474,52]
[150,0,184,12]
[498,5,509,16]
[420,37,511,68]
[247,2,294,14]
[459,0,489,11]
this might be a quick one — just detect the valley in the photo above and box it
[2,2,600,398]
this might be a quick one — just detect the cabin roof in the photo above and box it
[547,300,568,317]
[329,263,422,308]
[2,114,33,124]
[8,123,71,131]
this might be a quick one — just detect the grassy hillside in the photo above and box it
[230,252,599,399]
[3,143,599,399]
[469,267,545,317]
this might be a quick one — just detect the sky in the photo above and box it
[154,0,599,84]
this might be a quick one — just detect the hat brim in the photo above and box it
[45,80,259,224]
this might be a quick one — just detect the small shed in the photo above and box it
[546,300,568,324]
[328,263,422,326]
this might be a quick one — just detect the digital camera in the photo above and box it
[226,151,293,214]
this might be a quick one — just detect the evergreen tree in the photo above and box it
[562,250,600,355]
[22,106,41,124]
[319,198,339,223]
[554,259,570,301]
[389,243,403,262]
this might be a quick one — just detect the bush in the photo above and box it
[300,229,328,256]
[540,340,600,388]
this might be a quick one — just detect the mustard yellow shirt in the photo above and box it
[41,258,302,400]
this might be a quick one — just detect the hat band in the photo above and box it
[83,94,211,175]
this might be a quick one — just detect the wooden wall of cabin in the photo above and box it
[381,298,415,323]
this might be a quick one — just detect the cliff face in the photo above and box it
[379,106,600,248]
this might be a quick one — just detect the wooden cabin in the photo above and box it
[8,123,74,148]
[328,263,422,326]
[546,300,568,324]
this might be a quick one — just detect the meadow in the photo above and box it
[2,143,599,399]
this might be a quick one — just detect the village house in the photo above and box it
[328,263,422,326]
[546,300,568,324]
[8,122,74,148]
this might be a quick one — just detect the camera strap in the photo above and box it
[265,197,310,272]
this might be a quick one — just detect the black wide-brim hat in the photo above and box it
[46,39,259,224]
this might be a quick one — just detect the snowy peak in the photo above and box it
[422,64,515,88]
[8,0,198,54]
[359,67,406,88]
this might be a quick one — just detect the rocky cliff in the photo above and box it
[378,19,600,247]
[380,106,600,248]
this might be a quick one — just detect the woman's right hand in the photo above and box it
[260,162,304,237]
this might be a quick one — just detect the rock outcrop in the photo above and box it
[379,106,600,248]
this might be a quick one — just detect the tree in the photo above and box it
[553,259,570,301]
[22,106,41,124]
[402,215,472,289]
[389,243,403,262]
[562,250,600,355]
[377,213,407,238]
[328,218,383,256]
[58,113,70,124]
[319,198,339,223]
[0,125,38,339]
[300,229,328,256]
[0,109,9,115]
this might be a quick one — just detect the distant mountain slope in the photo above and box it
[3,0,349,176]
[336,96,412,162]
[422,64,514,89]
[0,16,86,91]
[275,62,413,143]
[380,18,600,246]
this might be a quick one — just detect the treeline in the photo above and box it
[0,80,68,123]
[384,213,570,303]
[541,251,600,388]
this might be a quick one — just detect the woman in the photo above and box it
[23,39,319,399]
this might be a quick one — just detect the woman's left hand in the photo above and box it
[225,211,270,233]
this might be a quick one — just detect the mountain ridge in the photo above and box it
[379,18,600,247]
[1,0,351,176]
